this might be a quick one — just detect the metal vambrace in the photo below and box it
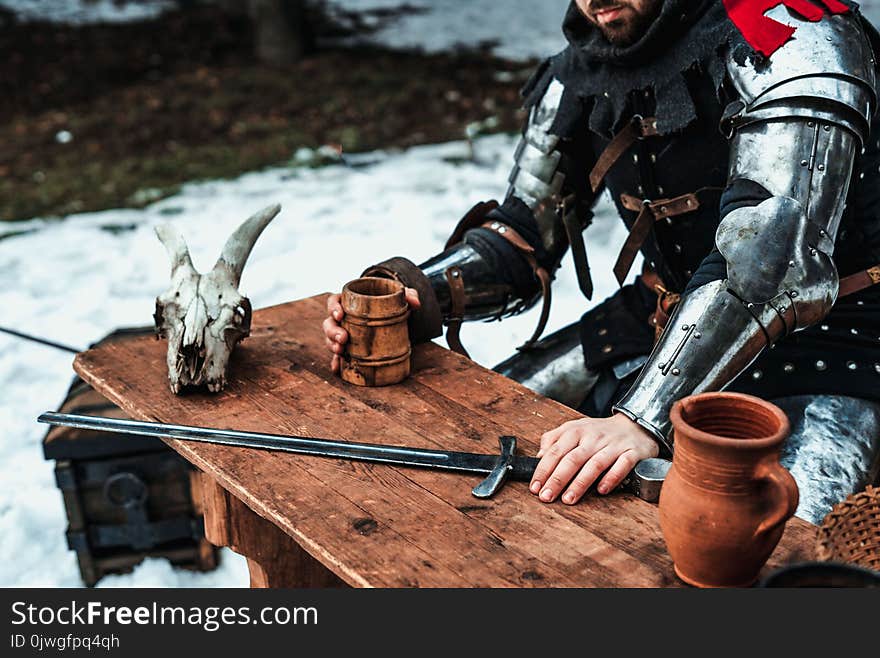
[614,116,864,451]
[418,236,539,323]
[410,76,582,335]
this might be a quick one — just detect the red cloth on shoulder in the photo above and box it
[723,0,849,56]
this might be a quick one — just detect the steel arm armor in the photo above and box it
[418,78,589,323]
[614,10,877,451]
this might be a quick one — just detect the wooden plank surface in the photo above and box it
[73,294,817,587]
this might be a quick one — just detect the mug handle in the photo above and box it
[753,464,800,539]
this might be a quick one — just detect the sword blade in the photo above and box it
[38,412,538,481]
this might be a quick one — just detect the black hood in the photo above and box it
[527,0,875,138]
[525,0,745,137]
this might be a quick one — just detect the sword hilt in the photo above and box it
[472,436,520,498]
[471,435,670,503]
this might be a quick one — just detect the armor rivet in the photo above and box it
[819,229,826,236]
[602,344,613,353]
[857,300,864,306]
[823,125,831,132]
[491,222,500,229]
[674,244,681,254]
[861,172,865,180]
[682,324,689,331]
[666,217,673,225]
[851,328,859,335]
[498,226,507,234]
[604,91,610,98]
[815,360,827,372]
[875,364,880,374]
[693,332,701,339]
[800,160,808,167]
[747,303,754,309]
[847,361,858,371]
[818,164,825,171]
[657,186,664,195]
[633,154,639,163]
[452,270,460,278]
[650,154,657,163]
[598,328,608,336]
[684,270,692,278]
[810,248,818,256]
[752,370,763,380]
[638,185,644,195]
[789,260,796,267]
[821,324,829,331]
[783,363,795,373]
[658,363,666,370]
[807,122,814,128]
[790,291,798,298]
[672,368,680,376]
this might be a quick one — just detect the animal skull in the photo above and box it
[153,204,281,393]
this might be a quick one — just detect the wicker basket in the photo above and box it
[816,485,880,572]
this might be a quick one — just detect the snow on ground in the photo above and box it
[0,134,628,587]
[327,0,571,61]
[0,0,176,24]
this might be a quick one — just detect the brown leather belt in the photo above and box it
[589,115,659,193]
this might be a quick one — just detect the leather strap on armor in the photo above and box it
[589,116,659,193]
[444,200,500,249]
[560,193,594,300]
[479,220,553,351]
[640,265,681,341]
[614,190,710,285]
[444,266,469,358]
[838,265,880,298]
[362,256,443,344]
[442,200,553,355]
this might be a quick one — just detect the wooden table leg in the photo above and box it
[190,471,346,588]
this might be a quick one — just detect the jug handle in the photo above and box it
[753,464,799,539]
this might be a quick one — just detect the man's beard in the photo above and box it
[589,1,660,47]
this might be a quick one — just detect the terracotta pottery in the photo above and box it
[339,277,411,387]
[659,391,799,588]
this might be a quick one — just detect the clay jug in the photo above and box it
[340,277,411,387]
[659,391,799,587]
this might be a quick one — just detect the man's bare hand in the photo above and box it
[529,413,659,504]
[323,286,421,373]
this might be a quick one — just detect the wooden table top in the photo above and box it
[73,294,817,587]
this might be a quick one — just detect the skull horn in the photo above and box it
[214,203,281,286]
[155,223,195,277]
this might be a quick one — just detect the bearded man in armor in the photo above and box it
[322,0,880,523]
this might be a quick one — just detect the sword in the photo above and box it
[37,412,670,501]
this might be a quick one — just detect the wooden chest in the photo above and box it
[42,330,217,586]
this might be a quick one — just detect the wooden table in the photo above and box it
[73,295,817,587]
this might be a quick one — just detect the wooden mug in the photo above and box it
[339,277,411,387]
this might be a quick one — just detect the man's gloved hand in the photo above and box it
[530,413,659,504]
[322,287,421,373]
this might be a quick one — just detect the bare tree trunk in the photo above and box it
[249,0,314,66]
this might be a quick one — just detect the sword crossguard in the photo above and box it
[471,436,518,498]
